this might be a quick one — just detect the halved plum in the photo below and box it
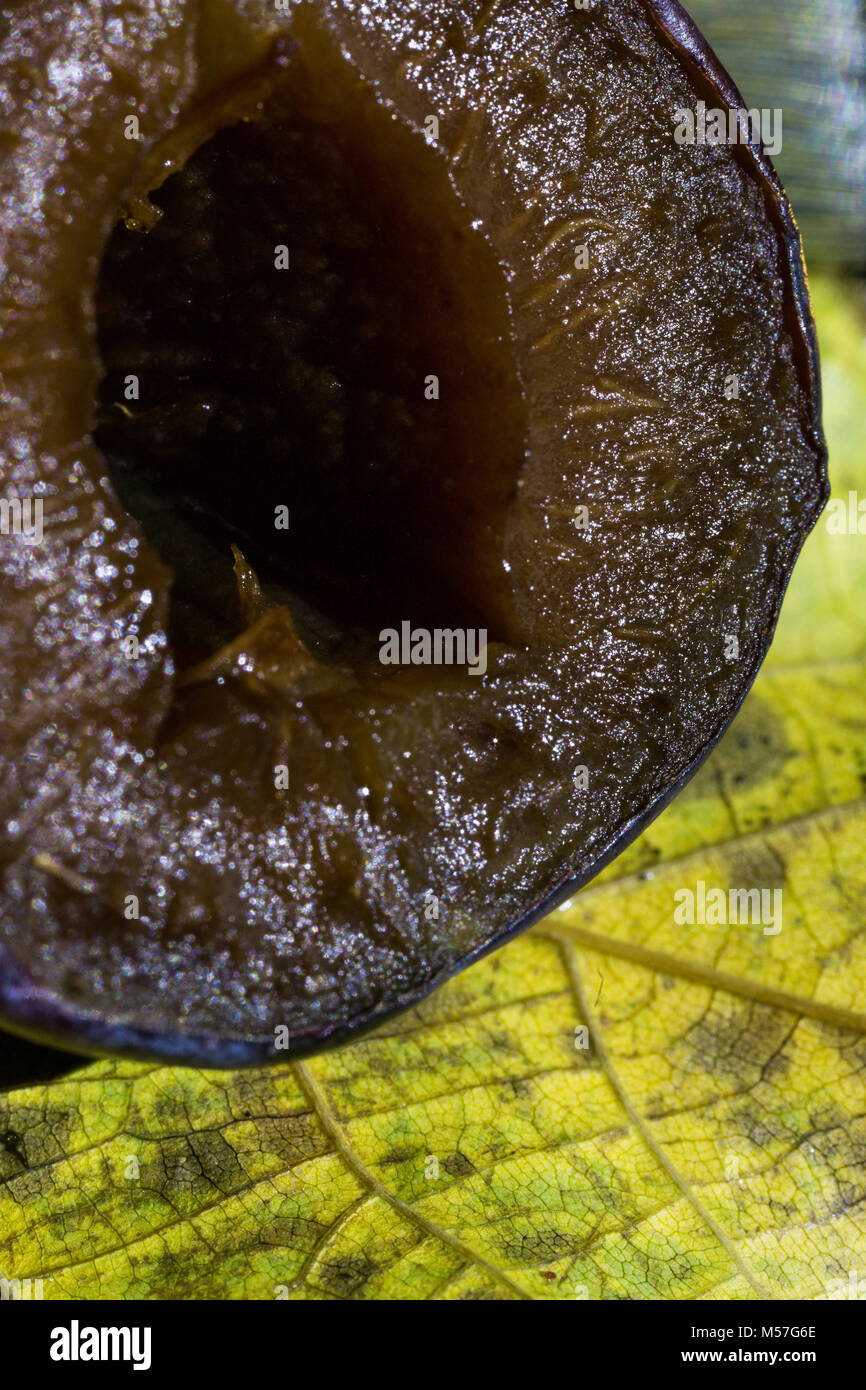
[0,0,827,1064]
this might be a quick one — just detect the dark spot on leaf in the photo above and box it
[442,1151,475,1177]
[186,1129,245,1194]
[0,1102,78,1171]
[379,1145,416,1167]
[148,1138,212,1197]
[728,1104,791,1149]
[724,842,787,894]
[598,1124,629,1145]
[682,1003,794,1089]
[264,1214,329,1248]
[682,694,792,797]
[0,1126,27,1167]
[250,1114,331,1168]
[319,1253,375,1297]
[501,1229,578,1264]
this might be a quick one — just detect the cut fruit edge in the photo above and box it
[0,0,829,1065]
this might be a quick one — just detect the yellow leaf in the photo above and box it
[0,274,862,1300]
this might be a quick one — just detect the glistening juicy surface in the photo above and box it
[0,0,825,1059]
